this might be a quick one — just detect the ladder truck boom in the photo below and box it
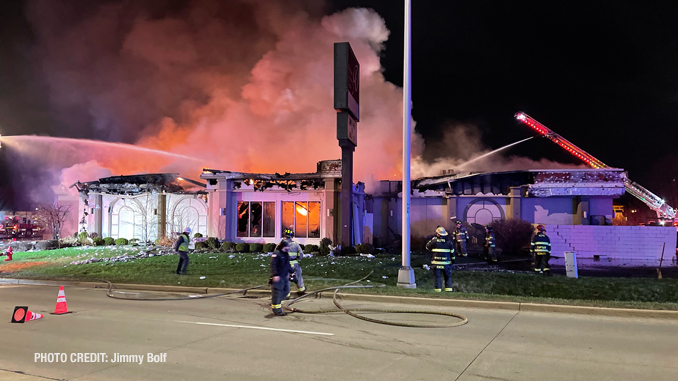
[514,112,676,221]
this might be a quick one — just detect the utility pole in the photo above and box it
[398,0,415,288]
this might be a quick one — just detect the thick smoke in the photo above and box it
[13,0,579,206]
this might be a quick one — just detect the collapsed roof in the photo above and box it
[71,173,206,196]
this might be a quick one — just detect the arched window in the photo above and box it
[464,199,504,225]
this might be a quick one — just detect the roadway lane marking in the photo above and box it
[174,320,334,336]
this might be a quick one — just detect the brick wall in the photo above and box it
[546,225,677,267]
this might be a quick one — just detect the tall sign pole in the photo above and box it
[334,42,359,251]
[398,0,415,288]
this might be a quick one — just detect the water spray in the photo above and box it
[455,136,534,170]
[1,135,201,162]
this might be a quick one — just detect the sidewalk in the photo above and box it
[1,277,676,320]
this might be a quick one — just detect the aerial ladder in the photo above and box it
[515,112,676,223]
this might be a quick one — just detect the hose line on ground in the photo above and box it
[102,272,469,328]
[103,280,264,301]
[283,271,468,328]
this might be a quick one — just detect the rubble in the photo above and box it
[70,248,175,265]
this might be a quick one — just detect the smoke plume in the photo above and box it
[6,0,580,206]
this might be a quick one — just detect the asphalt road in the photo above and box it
[0,284,676,381]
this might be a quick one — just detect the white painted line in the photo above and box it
[174,320,334,336]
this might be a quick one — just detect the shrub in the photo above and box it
[59,236,78,248]
[93,237,105,246]
[319,237,333,255]
[206,237,220,250]
[221,242,236,251]
[355,243,374,254]
[319,245,332,255]
[115,238,129,246]
[340,245,357,255]
[490,218,534,256]
[78,231,89,245]
[129,238,140,246]
[194,232,203,238]
[89,232,99,239]
[103,237,115,246]
[249,243,264,253]
[195,241,208,250]
[235,243,249,253]
[263,243,276,253]
[304,244,319,253]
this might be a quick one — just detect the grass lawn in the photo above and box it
[2,246,677,310]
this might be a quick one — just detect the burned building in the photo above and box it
[72,173,208,241]
[371,168,627,245]
[200,160,368,246]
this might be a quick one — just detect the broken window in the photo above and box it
[282,201,321,238]
[250,202,262,237]
[237,202,249,237]
[308,201,320,238]
[239,201,275,238]
[263,202,275,238]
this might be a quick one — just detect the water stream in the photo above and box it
[1,135,201,162]
[455,136,534,170]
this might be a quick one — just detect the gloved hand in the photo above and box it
[267,277,272,285]
[289,273,297,283]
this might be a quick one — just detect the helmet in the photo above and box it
[456,220,462,226]
[283,228,294,238]
[184,227,192,234]
[536,224,545,232]
[435,226,448,236]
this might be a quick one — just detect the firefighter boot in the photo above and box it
[273,309,286,316]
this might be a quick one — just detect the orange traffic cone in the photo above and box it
[26,310,43,321]
[52,286,71,315]
[11,306,42,323]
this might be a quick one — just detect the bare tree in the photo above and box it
[37,203,71,240]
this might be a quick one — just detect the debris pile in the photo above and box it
[70,248,175,265]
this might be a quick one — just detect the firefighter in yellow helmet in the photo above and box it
[283,227,306,297]
[531,225,551,275]
[454,220,469,257]
[425,226,455,292]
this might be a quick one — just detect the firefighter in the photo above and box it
[174,227,192,275]
[270,240,292,316]
[454,220,469,257]
[425,226,455,292]
[485,226,497,262]
[531,225,551,275]
[283,228,306,297]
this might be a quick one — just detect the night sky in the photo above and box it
[0,0,676,209]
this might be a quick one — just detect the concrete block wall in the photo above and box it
[546,225,677,267]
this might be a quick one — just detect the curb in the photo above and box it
[2,277,676,319]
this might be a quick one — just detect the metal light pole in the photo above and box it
[397,0,415,288]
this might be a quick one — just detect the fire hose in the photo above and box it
[283,272,468,328]
[102,273,469,328]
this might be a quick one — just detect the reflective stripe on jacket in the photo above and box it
[426,237,455,265]
[178,233,190,252]
[455,227,469,242]
[531,233,551,254]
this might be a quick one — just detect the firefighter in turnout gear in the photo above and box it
[283,228,306,297]
[270,240,292,316]
[174,227,191,275]
[454,220,469,257]
[531,225,552,275]
[425,227,455,292]
[485,226,497,262]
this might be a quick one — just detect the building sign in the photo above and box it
[334,42,360,121]
[336,112,357,146]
